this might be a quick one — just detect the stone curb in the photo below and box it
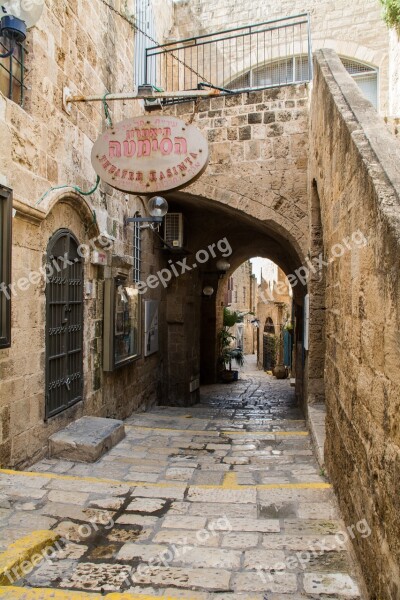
[0,588,185,599]
[0,531,61,586]
[307,404,327,471]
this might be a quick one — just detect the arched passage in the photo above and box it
[163,190,308,406]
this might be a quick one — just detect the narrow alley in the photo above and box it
[0,358,364,598]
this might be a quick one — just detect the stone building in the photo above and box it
[257,267,292,371]
[0,0,399,597]
[225,260,257,354]
[0,0,176,469]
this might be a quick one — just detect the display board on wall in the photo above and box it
[103,278,141,371]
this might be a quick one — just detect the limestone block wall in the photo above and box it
[310,49,400,599]
[172,0,389,113]
[257,274,292,370]
[160,85,310,267]
[227,261,256,355]
[0,0,175,468]
[389,29,400,116]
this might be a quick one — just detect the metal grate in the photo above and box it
[164,213,183,248]
[0,185,12,349]
[0,39,26,105]
[134,0,157,88]
[133,217,142,283]
[145,14,312,96]
[45,230,84,419]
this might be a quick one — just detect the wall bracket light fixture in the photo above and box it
[0,15,26,58]
[124,196,169,230]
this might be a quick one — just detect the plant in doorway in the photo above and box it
[272,329,288,380]
[218,308,246,382]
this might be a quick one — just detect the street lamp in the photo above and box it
[0,15,26,58]
[125,196,168,230]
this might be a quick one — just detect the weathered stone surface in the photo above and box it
[132,565,232,591]
[303,572,360,597]
[233,571,298,592]
[49,417,125,463]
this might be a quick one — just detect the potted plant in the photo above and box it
[273,330,287,379]
[217,308,246,382]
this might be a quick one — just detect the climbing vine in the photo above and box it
[380,0,400,30]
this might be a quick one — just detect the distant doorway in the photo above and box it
[263,318,276,370]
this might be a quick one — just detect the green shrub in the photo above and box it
[380,0,400,29]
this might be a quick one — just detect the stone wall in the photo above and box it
[257,271,292,370]
[310,49,400,600]
[0,0,175,468]
[389,28,400,116]
[150,86,310,386]
[173,0,389,113]
[227,261,257,355]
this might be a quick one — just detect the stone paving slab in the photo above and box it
[49,417,126,463]
[0,361,365,598]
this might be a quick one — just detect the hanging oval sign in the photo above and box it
[91,115,209,194]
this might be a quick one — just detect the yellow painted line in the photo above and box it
[125,425,216,435]
[126,425,308,436]
[0,531,60,586]
[0,469,330,491]
[174,415,305,422]
[0,588,192,599]
[221,471,330,491]
[223,471,239,488]
[256,482,331,490]
[0,469,187,489]
[222,430,309,436]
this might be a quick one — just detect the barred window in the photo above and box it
[0,185,12,349]
[0,39,26,105]
[133,218,142,283]
[227,55,378,109]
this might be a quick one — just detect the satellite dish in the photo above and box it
[1,0,44,29]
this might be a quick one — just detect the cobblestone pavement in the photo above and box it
[0,357,365,598]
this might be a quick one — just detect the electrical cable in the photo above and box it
[34,176,101,207]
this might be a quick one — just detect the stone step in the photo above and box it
[48,416,125,463]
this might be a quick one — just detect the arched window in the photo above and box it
[264,317,275,335]
[45,230,84,419]
[227,55,378,109]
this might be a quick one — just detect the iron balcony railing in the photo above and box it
[144,13,312,98]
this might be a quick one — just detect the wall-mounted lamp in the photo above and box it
[125,196,168,231]
[0,15,26,58]
[251,318,260,328]
[216,259,231,277]
[202,286,214,297]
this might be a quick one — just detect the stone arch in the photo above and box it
[264,317,275,334]
[39,189,100,240]
[172,182,308,274]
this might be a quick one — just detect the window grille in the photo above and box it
[134,0,157,87]
[0,39,26,105]
[0,185,12,349]
[232,54,378,109]
[133,219,142,283]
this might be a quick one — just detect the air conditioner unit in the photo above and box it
[164,213,184,249]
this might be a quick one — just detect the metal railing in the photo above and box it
[144,13,312,97]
